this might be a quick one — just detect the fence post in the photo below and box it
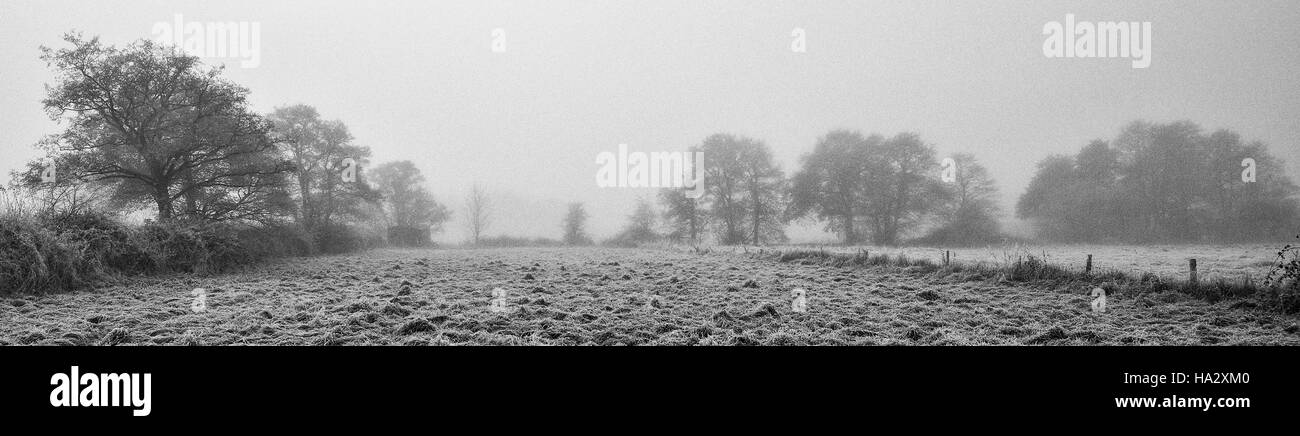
[1085,254,1093,274]
[1189,259,1198,285]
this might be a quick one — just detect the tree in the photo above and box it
[698,134,748,244]
[30,34,293,222]
[923,153,1002,245]
[561,202,592,245]
[611,197,660,245]
[788,130,880,244]
[267,105,378,228]
[659,187,706,244]
[739,140,788,245]
[371,160,451,245]
[1018,120,1299,242]
[698,133,786,245]
[859,133,945,245]
[1016,155,1081,240]
[464,183,492,245]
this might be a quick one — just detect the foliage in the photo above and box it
[1017,121,1299,242]
[562,203,593,245]
[29,33,294,222]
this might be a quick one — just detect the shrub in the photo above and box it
[237,223,314,259]
[474,236,562,248]
[1265,235,1300,313]
[387,225,432,247]
[0,208,371,294]
[44,211,152,273]
[312,222,366,254]
[0,216,98,293]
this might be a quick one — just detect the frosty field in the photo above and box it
[2,245,1297,346]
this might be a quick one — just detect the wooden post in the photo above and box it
[1085,254,1093,274]
[1189,259,1198,285]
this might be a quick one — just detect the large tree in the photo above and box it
[30,33,292,222]
[859,133,945,245]
[738,140,788,245]
[267,105,378,228]
[697,133,787,245]
[788,130,880,244]
[699,134,749,244]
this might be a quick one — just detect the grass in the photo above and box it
[759,246,1297,313]
[4,247,1298,346]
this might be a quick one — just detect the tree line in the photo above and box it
[595,123,1297,247]
[13,34,451,250]
[580,131,1003,247]
[16,34,1299,250]
[1017,121,1299,243]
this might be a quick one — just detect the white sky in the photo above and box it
[2,0,1298,243]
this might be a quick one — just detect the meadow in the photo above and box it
[2,245,1297,346]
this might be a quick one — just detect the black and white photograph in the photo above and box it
[0,0,1297,422]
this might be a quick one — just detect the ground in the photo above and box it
[2,246,1298,345]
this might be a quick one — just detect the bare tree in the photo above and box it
[464,183,492,245]
[561,202,591,245]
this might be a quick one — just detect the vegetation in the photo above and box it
[561,203,592,246]
[1017,121,1299,243]
[2,34,451,294]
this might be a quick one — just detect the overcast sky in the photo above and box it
[2,0,1297,243]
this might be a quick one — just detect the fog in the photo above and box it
[2,0,1297,243]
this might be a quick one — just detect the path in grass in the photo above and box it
[2,247,1297,345]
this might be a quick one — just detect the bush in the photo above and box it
[0,216,98,293]
[312,222,366,254]
[237,223,314,259]
[44,211,152,273]
[474,236,561,248]
[387,225,432,247]
[1265,235,1300,313]
[0,209,374,294]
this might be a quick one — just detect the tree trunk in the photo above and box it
[688,200,698,244]
[842,211,856,244]
[154,188,173,221]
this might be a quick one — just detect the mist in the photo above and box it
[2,0,1298,244]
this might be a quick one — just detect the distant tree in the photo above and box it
[1018,120,1299,242]
[267,105,378,228]
[24,33,293,222]
[611,197,660,245]
[696,133,786,245]
[698,134,750,244]
[923,153,1002,245]
[659,187,706,244]
[859,133,945,245]
[464,183,492,245]
[561,202,592,245]
[738,140,788,245]
[370,161,451,244]
[1016,155,1080,240]
[788,130,880,244]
